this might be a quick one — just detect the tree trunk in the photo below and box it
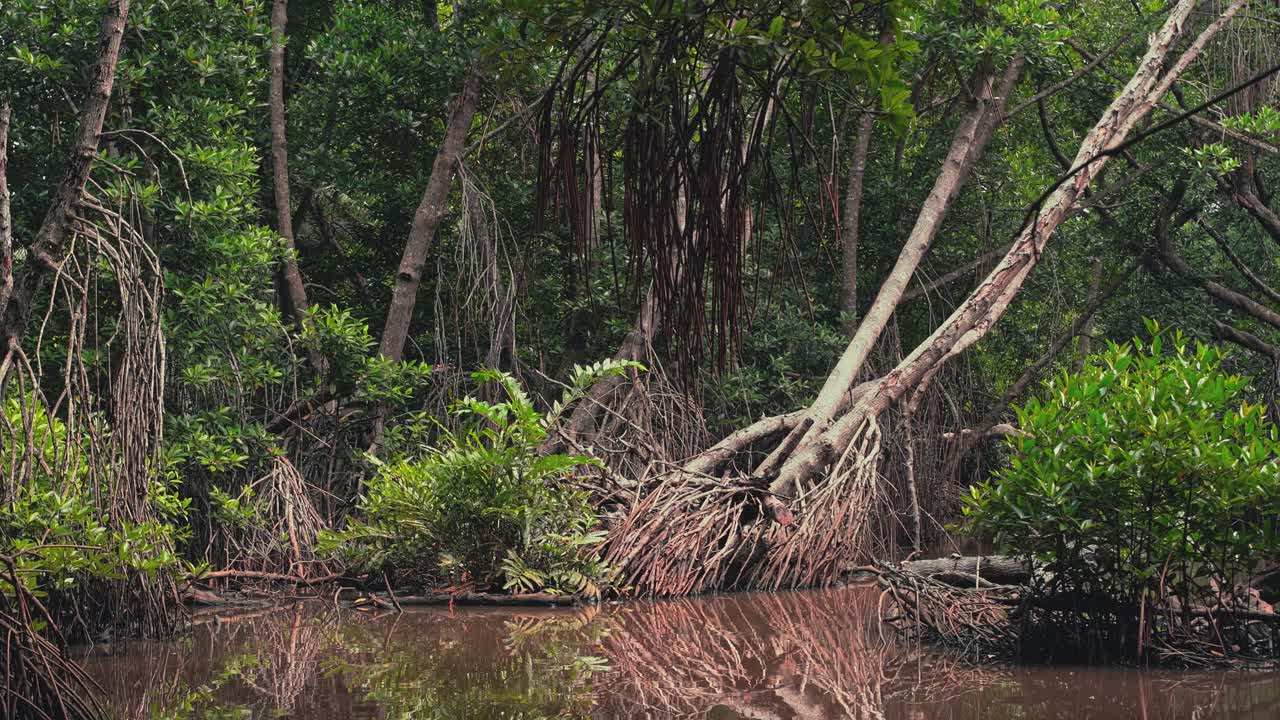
[838,23,894,330]
[0,103,11,328]
[892,555,1030,585]
[839,109,874,330]
[610,0,1245,597]
[758,58,1024,511]
[378,65,481,362]
[0,0,132,356]
[855,0,1238,412]
[1072,258,1105,372]
[269,0,312,326]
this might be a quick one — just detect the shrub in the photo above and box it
[323,361,639,597]
[963,322,1280,614]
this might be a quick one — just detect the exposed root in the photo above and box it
[214,455,337,580]
[608,413,889,594]
[874,563,1018,655]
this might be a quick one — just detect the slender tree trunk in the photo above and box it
[0,103,11,326]
[378,65,481,362]
[1072,257,1105,372]
[757,59,1024,508]
[839,110,874,329]
[838,23,894,330]
[269,0,311,326]
[0,0,131,355]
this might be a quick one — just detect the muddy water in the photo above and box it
[80,585,1280,719]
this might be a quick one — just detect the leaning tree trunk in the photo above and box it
[610,0,1244,596]
[755,58,1024,524]
[0,0,132,361]
[378,64,481,363]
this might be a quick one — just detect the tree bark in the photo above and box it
[758,58,1024,506]
[0,103,11,327]
[838,22,895,329]
[901,243,1012,302]
[1072,257,1105,372]
[952,259,1139,456]
[894,555,1029,585]
[0,0,132,354]
[269,0,312,326]
[839,109,874,329]
[378,64,481,362]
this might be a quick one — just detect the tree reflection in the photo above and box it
[77,587,1280,719]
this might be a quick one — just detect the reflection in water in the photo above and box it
[78,586,1280,719]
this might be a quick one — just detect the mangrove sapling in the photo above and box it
[961,323,1280,664]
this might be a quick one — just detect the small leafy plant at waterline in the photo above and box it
[963,321,1280,659]
[322,361,640,597]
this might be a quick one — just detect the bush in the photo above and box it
[323,361,639,597]
[963,322,1280,613]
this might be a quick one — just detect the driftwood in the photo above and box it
[898,556,1030,585]
[848,555,1030,587]
[351,591,586,609]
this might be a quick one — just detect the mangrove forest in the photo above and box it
[3,0,1280,717]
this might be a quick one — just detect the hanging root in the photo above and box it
[607,412,888,595]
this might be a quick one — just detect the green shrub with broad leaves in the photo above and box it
[963,321,1280,610]
[322,360,640,597]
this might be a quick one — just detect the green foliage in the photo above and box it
[0,398,181,599]
[964,322,1280,606]
[702,300,846,433]
[323,361,639,596]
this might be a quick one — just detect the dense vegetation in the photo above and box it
[1,0,1280,712]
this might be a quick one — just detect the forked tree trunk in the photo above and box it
[783,0,1244,479]
[378,65,481,362]
[611,0,1246,596]
[766,0,1243,503]
[0,0,132,360]
[755,59,1024,517]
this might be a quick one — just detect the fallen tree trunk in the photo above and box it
[897,555,1029,585]
[352,591,584,608]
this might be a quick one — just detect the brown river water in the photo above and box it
[78,584,1280,719]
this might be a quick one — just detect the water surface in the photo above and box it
[80,585,1280,719]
